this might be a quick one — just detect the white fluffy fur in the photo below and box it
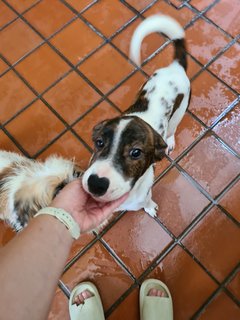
[0,151,79,230]
[130,14,185,65]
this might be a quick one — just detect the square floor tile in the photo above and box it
[0,59,9,74]
[190,0,212,11]
[38,131,91,170]
[43,72,100,125]
[206,0,240,38]
[208,43,240,93]
[143,44,201,79]
[48,288,69,320]
[186,18,230,65]
[6,100,65,156]
[198,291,240,320]
[82,0,135,37]
[73,101,120,147]
[179,134,240,197]
[144,1,195,26]
[0,71,36,124]
[183,206,240,282]
[78,44,134,94]
[15,44,70,93]
[213,103,240,153]
[189,70,236,126]
[219,180,240,223]
[24,0,75,38]
[125,0,155,11]
[61,241,134,311]
[169,113,205,159]
[154,157,171,178]
[51,19,103,65]
[0,130,21,153]
[0,2,17,28]
[0,19,42,64]
[152,167,209,236]
[227,271,240,301]
[107,288,139,320]
[149,245,217,320]
[6,0,39,13]
[112,17,166,62]
[0,221,15,247]
[109,71,147,112]
[66,232,95,264]
[64,0,95,12]
[103,210,173,277]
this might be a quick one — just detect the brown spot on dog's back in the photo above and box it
[125,89,149,114]
[170,93,184,119]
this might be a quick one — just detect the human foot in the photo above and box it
[72,289,94,306]
[69,282,105,320]
[147,288,167,298]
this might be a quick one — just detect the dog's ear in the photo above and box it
[92,120,108,140]
[153,131,167,161]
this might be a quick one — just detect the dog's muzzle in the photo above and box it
[87,174,110,197]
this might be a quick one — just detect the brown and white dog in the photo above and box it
[0,151,82,231]
[82,15,191,217]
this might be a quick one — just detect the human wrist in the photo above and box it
[35,207,81,240]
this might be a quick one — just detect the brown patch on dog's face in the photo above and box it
[91,116,167,187]
[115,117,167,185]
[91,117,121,164]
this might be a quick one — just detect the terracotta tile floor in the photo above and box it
[0,0,239,319]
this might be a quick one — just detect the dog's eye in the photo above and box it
[95,138,104,149]
[130,148,142,159]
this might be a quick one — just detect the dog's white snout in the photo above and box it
[87,174,110,197]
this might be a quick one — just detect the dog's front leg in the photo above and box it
[143,188,159,218]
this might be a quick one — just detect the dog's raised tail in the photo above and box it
[129,14,187,70]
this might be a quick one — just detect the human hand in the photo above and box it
[51,179,128,234]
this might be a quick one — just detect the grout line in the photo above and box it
[63,233,98,273]
[191,263,240,318]
[58,279,71,298]
[0,0,42,31]
[100,238,137,281]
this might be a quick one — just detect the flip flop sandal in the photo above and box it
[140,279,173,320]
[69,282,105,320]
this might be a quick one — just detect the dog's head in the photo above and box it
[82,116,167,202]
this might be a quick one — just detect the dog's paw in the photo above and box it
[144,201,158,218]
[166,135,175,155]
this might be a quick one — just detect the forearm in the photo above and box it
[0,215,73,320]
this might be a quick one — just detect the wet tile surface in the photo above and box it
[103,210,173,277]
[1,1,239,318]
[62,241,134,311]
[149,245,218,320]
[226,271,240,301]
[208,43,240,93]
[219,180,240,223]
[206,0,240,38]
[153,167,209,236]
[198,291,240,320]
[186,18,230,65]
[183,206,240,282]
[179,134,240,198]
[189,70,236,126]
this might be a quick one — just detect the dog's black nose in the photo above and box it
[87,174,110,196]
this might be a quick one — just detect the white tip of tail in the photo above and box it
[129,14,185,66]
